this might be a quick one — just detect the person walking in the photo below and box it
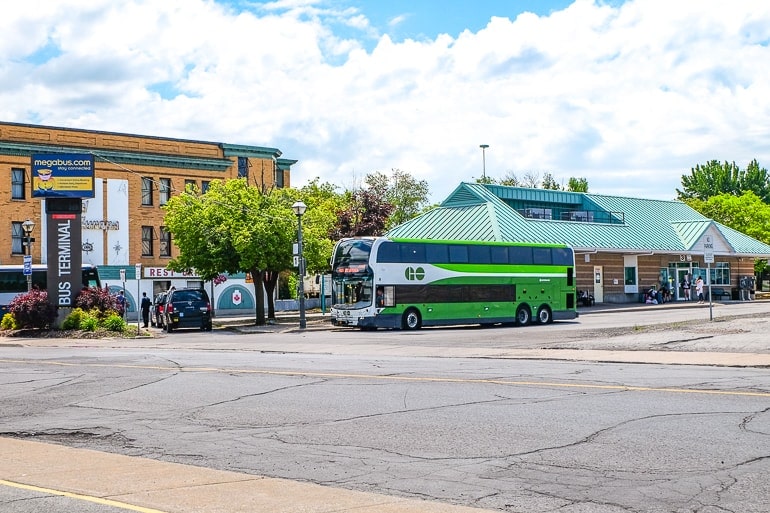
[695,276,705,304]
[140,292,152,328]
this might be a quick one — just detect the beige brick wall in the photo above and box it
[0,123,283,266]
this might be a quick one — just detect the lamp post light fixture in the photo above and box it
[479,144,489,181]
[22,219,36,292]
[291,201,308,330]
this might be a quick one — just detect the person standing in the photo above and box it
[683,274,691,301]
[140,292,152,328]
[695,276,705,304]
[116,290,126,317]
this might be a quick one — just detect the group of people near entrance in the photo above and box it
[112,289,153,328]
[646,274,705,305]
[681,274,706,304]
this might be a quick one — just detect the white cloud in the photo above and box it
[2,0,770,204]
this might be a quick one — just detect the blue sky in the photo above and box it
[1,0,769,203]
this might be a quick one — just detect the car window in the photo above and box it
[173,290,206,302]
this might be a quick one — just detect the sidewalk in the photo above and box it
[0,437,496,513]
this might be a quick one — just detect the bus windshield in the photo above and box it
[331,238,374,308]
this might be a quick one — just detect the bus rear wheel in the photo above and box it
[515,305,531,326]
[536,306,553,324]
[402,308,422,330]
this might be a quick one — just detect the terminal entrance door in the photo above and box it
[593,266,604,303]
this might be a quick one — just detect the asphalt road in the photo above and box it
[1,300,768,513]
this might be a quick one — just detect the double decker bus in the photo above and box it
[329,237,577,330]
[0,264,101,316]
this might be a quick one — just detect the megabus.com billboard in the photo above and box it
[31,153,95,198]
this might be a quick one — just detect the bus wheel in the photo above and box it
[515,305,531,326]
[536,306,553,324]
[402,308,422,330]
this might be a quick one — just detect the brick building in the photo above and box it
[1,121,296,313]
[387,183,770,303]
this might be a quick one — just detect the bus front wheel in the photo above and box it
[402,308,422,330]
[536,306,553,324]
[515,305,531,326]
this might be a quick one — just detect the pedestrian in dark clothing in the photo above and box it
[141,292,151,328]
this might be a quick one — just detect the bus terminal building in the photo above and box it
[387,183,770,304]
[0,121,295,315]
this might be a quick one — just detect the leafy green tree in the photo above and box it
[366,169,430,229]
[567,177,589,192]
[163,179,296,325]
[684,191,770,275]
[542,172,561,190]
[677,160,770,202]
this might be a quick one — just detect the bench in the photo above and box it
[708,287,731,301]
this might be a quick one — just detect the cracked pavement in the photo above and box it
[1,301,769,512]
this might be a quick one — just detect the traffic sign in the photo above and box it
[23,255,32,276]
[703,235,714,264]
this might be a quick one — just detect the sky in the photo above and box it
[2,0,769,203]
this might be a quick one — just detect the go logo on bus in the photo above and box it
[404,266,425,281]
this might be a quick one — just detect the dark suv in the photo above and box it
[162,288,212,332]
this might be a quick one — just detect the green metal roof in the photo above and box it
[387,182,770,257]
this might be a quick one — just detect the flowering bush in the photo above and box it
[8,288,57,329]
[76,287,118,312]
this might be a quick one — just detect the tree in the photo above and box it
[366,169,430,229]
[163,179,297,326]
[677,160,770,203]
[683,191,770,275]
[567,177,589,192]
[541,172,561,190]
[331,189,394,239]
[499,171,520,187]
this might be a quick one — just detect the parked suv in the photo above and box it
[162,288,212,332]
[150,292,167,329]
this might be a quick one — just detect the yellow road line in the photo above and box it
[2,358,769,397]
[0,479,168,513]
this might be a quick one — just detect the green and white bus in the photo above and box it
[329,237,578,330]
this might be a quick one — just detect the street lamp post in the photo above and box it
[479,144,489,181]
[135,263,142,335]
[22,219,36,292]
[292,201,308,330]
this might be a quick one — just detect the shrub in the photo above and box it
[9,289,57,329]
[102,313,127,332]
[76,287,118,313]
[80,314,99,332]
[1,313,19,330]
[61,308,86,330]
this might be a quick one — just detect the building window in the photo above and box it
[201,181,210,194]
[238,157,248,178]
[141,177,153,206]
[142,226,154,256]
[274,168,284,188]
[11,168,25,199]
[710,262,730,285]
[184,180,196,193]
[160,226,171,257]
[159,178,171,205]
[11,222,24,254]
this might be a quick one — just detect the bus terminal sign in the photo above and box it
[31,153,95,198]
